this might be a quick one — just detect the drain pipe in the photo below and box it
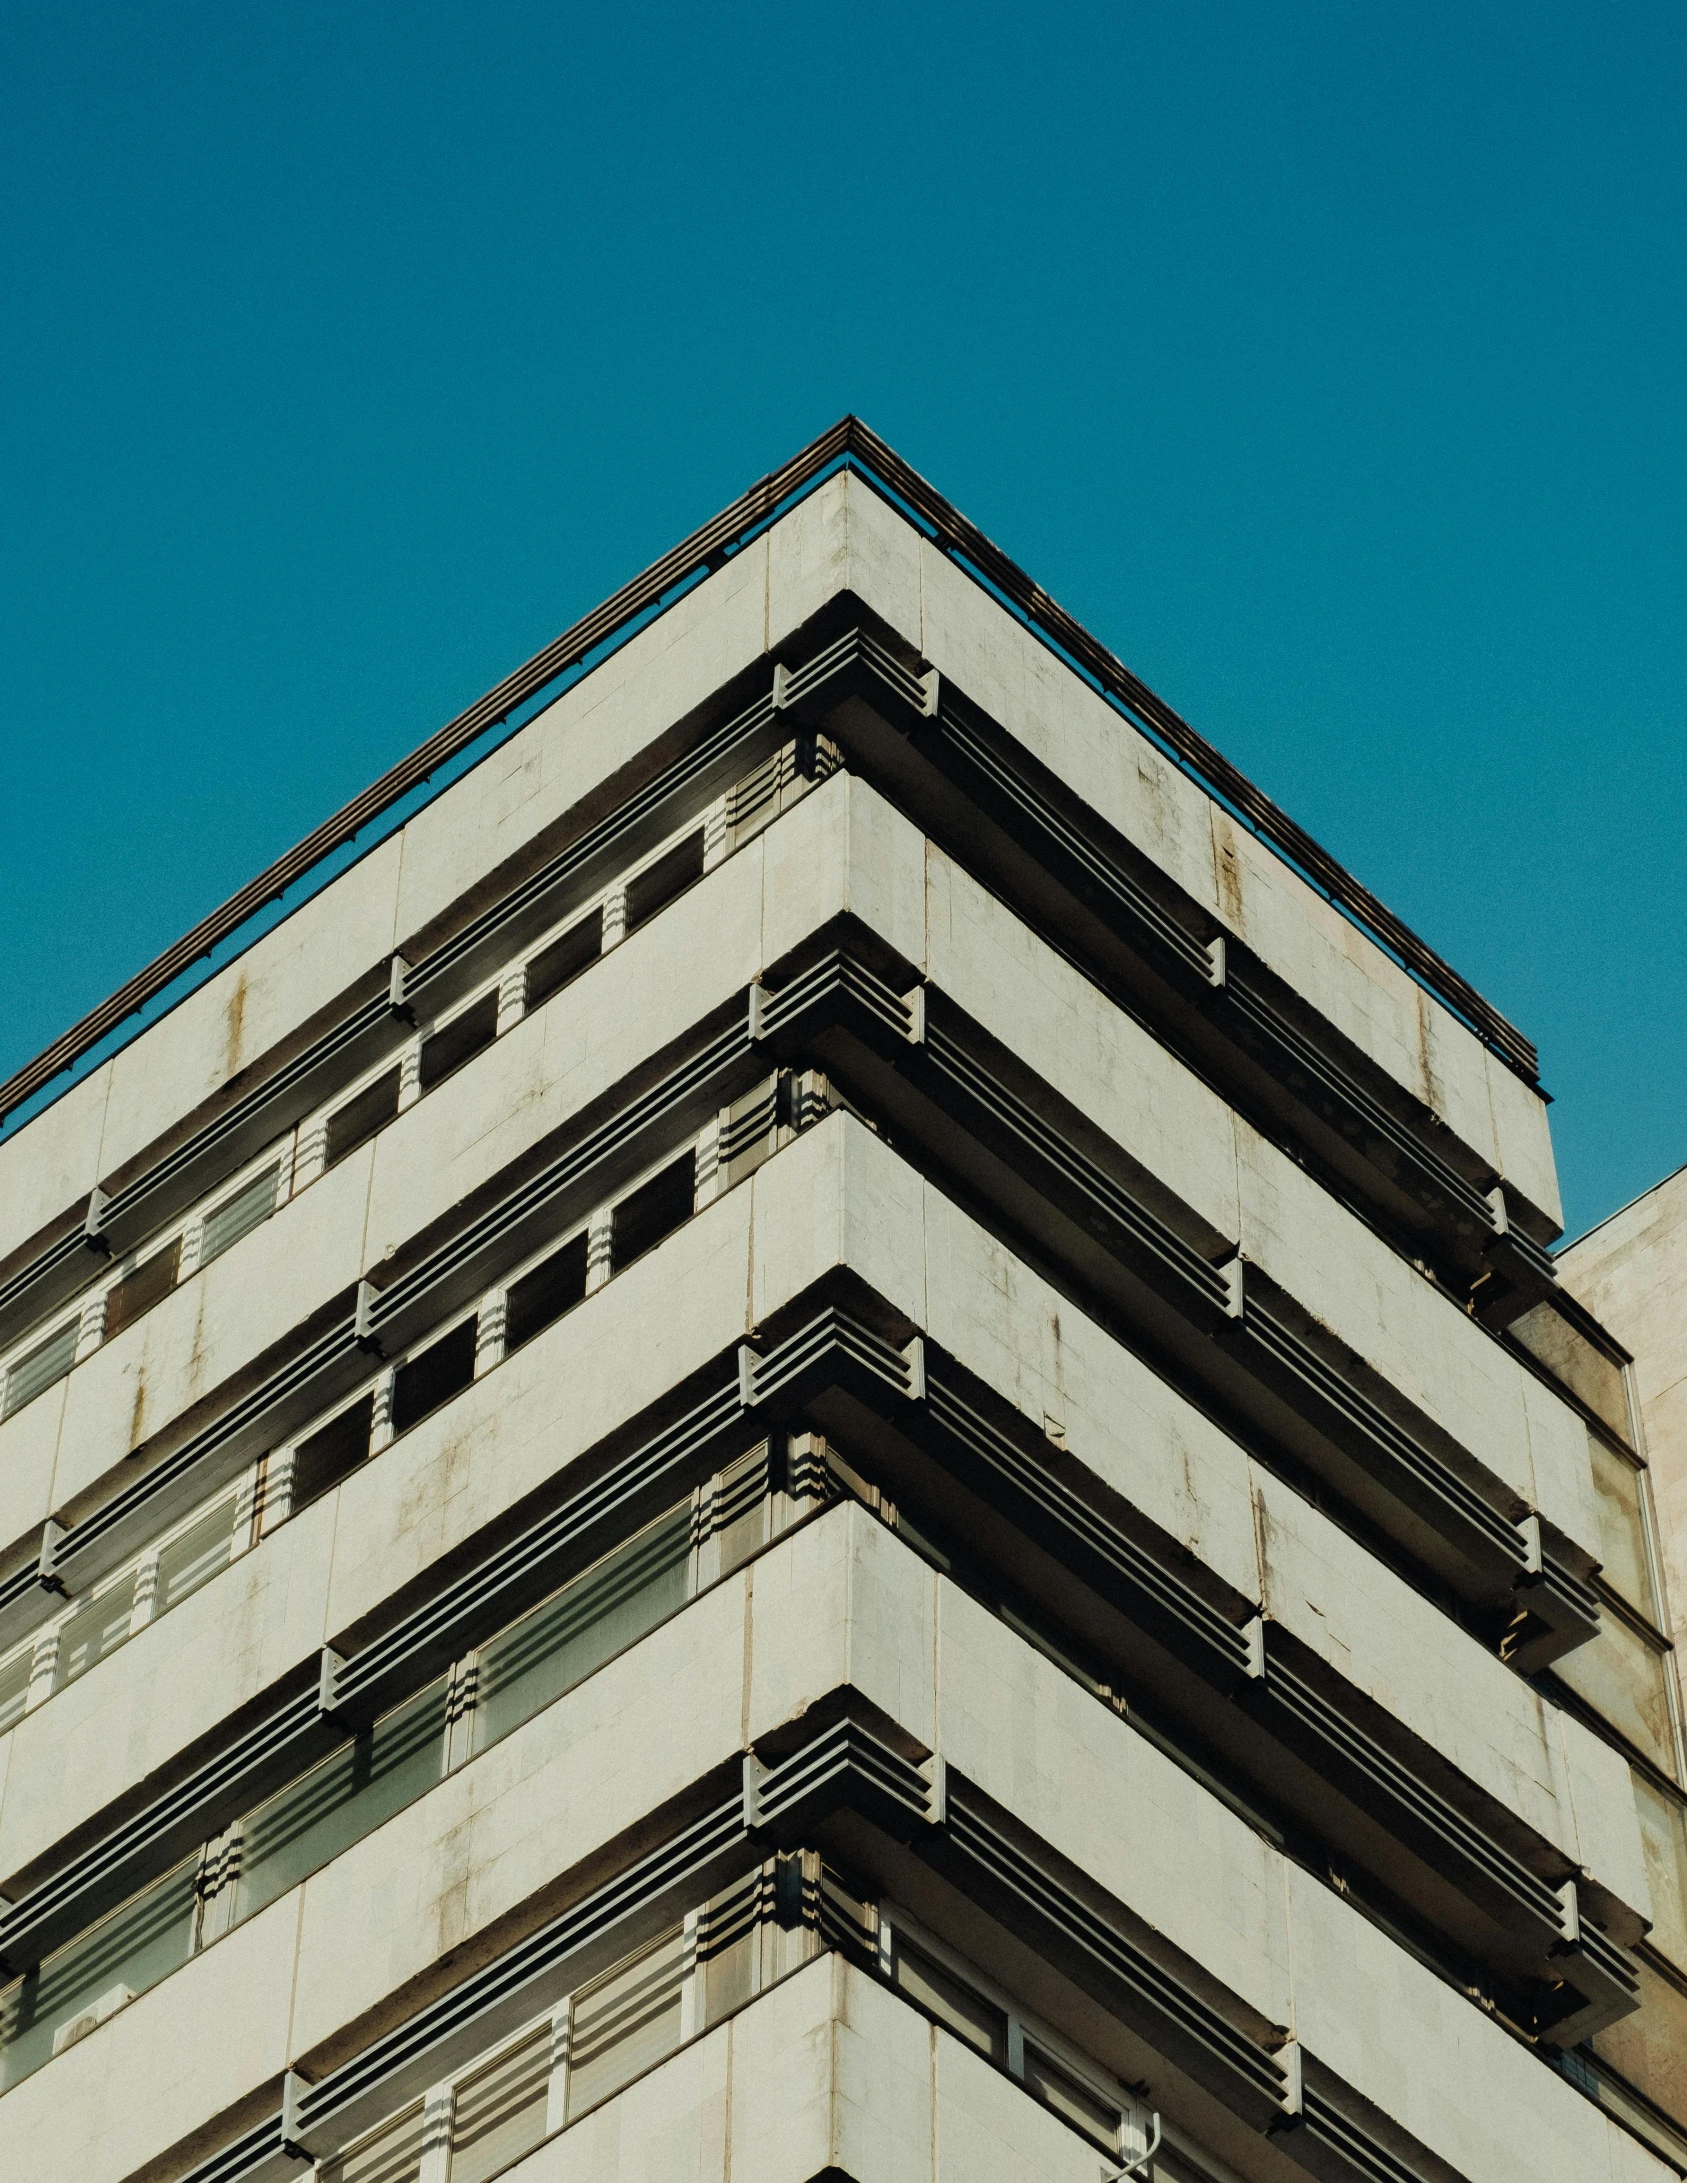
[1103,2112,1162,2180]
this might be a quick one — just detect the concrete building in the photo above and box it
[0,418,1681,2183]
[1556,1165,1687,2152]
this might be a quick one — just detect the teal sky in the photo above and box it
[1,3,1682,1239]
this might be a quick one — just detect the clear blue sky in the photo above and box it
[2,3,1682,1240]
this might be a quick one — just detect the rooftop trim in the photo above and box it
[0,418,1538,1131]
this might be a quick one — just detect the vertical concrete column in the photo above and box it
[233,1459,265,1554]
[693,1114,724,1208]
[74,1290,107,1363]
[274,1128,298,1205]
[24,1621,61,1713]
[416,2083,454,2183]
[293,1118,329,1193]
[585,1205,614,1293]
[495,964,527,1038]
[678,1906,704,2039]
[397,1036,424,1114]
[543,1999,572,2137]
[475,1288,507,1378]
[129,1551,161,1633]
[257,1447,296,1537]
[702,793,732,873]
[369,1365,397,1455]
[176,1216,205,1284]
[600,887,628,953]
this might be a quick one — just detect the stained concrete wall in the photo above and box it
[0,1116,1644,1947]
[0,464,1613,2183]
[1560,1167,1687,1685]
[0,1502,1663,2183]
[1,774,1596,1599]
[0,471,1558,1282]
[0,777,1588,1641]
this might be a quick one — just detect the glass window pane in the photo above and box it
[325,1068,401,1170]
[237,1679,448,1922]
[1632,1770,1687,1972]
[524,910,602,1012]
[623,832,703,935]
[711,1445,770,1580]
[567,1926,686,2117]
[699,1870,762,2027]
[420,992,498,1094]
[473,1508,690,1756]
[56,1573,138,1690]
[1555,1613,1679,1777]
[504,1234,587,1356]
[0,1859,197,2090]
[1509,1303,1631,1441]
[1589,1956,1687,2142]
[1022,2044,1120,2150]
[1585,1436,1657,1623]
[156,1497,240,1616]
[293,1393,376,1509]
[610,1157,694,1274]
[320,2101,425,2183]
[391,1321,478,1437]
[891,1939,1008,2064]
[4,1319,78,1418]
[201,1167,279,1268]
[450,2023,550,2183]
[103,1240,182,1341]
[0,1646,32,1736]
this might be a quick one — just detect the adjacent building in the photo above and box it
[0,420,1682,2183]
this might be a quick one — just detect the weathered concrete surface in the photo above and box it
[10,770,1589,1605]
[1561,1167,1687,1701]
[0,476,1557,1275]
[2,1503,1662,2183]
[0,1115,1639,1924]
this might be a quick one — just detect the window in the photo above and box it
[1631,1770,1687,1971]
[883,1916,1130,2159]
[103,1240,182,1341]
[1585,1434,1660,1625]
[624,832,703,935]
[611,1156,694,1274]
[525,909,602,1012]
[472,1506,691,1755]
[292,1394,376,1509]
[419,991,499,1094]
[303,1858,821,2183]
[200,1166,279,1268]
[450,2021,550,2183]
[890,1935,1008,2063]
[1022,2043,1121,2149]
[325,1068,401,1170]
[155,1495,241,1617]
[234,1678,451,1924]
[566,1926,687,2116]
[56,1575,138,1691]
[0,1856,197,2090]
[390,1320,479,1437]
[0,1648,31,1736]
[1555,1608,1681,1778]
[319,2101,425,2183]
[504,1233,588,1355]
[3,1319,79,1418]
[0,1467,757,2092]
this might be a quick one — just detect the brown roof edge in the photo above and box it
[0,417,1537,1130]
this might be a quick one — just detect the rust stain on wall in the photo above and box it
[1212,816,1246,934]
[223,971,248,1080]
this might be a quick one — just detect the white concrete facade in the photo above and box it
[0,453,1679,2183]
